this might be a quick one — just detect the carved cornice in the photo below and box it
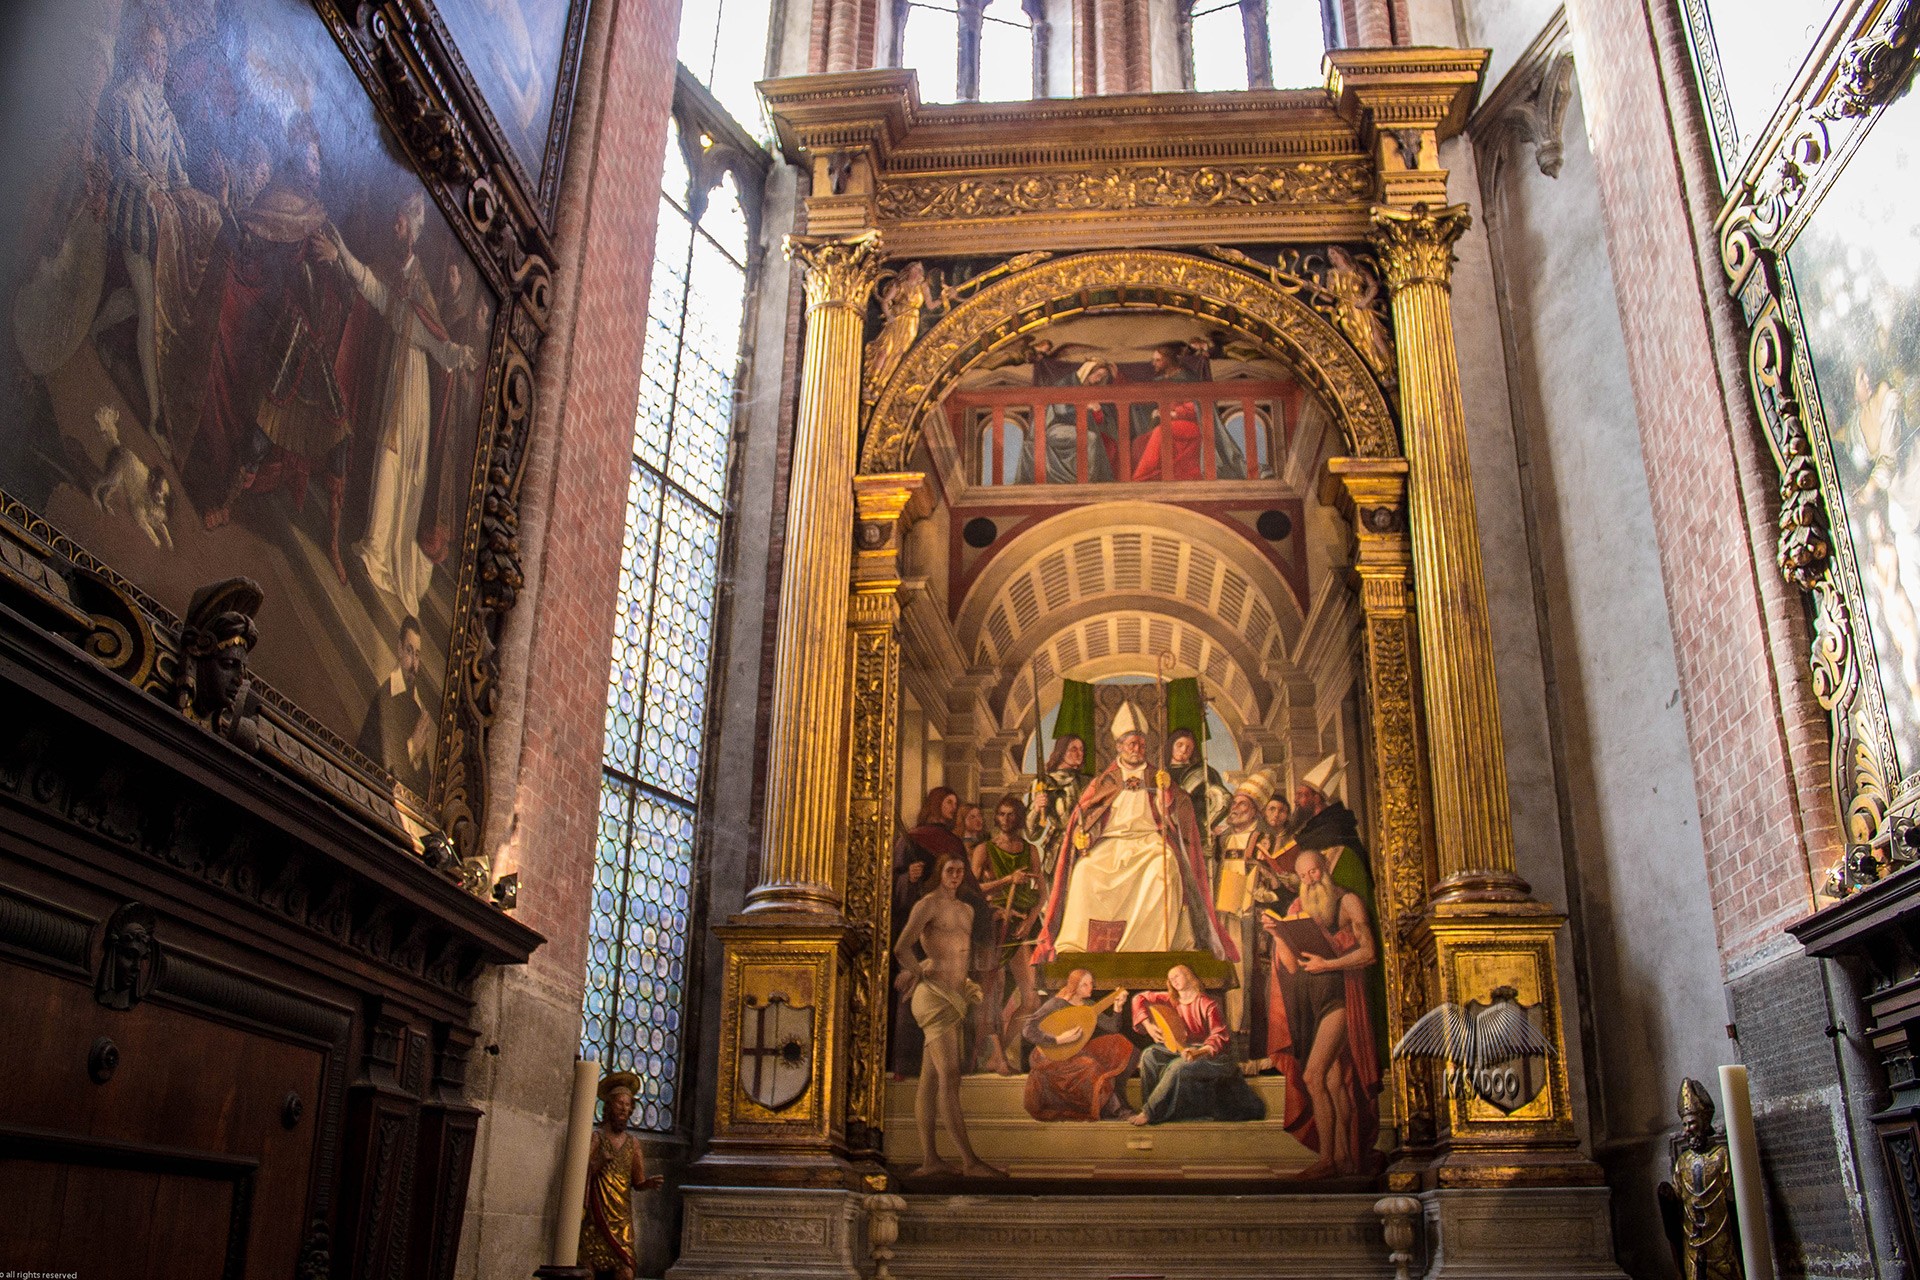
[0,616,541,1002]
[1326,47,1490,139]
[873,161,1372,222]
[763,69,1390,252]
[1368,204,1473,291]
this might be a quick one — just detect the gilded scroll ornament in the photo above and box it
[873,161,1372,222]
[860,250,1399,473]
[1367,203,1472,292]
[789,230,888,313]
[1205,245,1397,389]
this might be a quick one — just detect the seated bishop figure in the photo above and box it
[1033,703,1237,963]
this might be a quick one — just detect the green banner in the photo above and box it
[1165,676,1206,743]
[1054,679,1096,774]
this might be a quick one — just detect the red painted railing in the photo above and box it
[943,380,1303,486]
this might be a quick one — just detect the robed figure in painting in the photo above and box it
[1272,756,1390,1071]
[333,192,477,614]
[1022,968,1136,1122]
[1262,847,1382,1177]
[185,121,356,572]
[96,17,222,447]
[1128,965,1265,1125]
[355,614,431,792]
[1033,707,1236,962]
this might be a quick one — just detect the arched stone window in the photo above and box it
[581,71,768,1133]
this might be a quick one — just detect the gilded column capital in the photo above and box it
[787,230,887,314]
[1368,203,1472,292]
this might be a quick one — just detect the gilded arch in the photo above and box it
[858,249,1401,475]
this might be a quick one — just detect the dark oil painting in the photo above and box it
[435,0,578,187]
[0,0,497,802]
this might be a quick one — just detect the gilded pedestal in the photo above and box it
[698,233,886,1187]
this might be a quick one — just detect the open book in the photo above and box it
[1261,910,1339,961]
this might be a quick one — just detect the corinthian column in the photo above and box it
[1368,204,1525,903]
[746,231,886,916]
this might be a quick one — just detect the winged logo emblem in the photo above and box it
[1392,984,1555,1115]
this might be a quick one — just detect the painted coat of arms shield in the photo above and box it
[1461,991,1552,1115]
[739,992,813,1111]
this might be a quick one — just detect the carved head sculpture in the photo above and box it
[95,901,161,1011]
[177,577,264,728]
[599,1070,641,1134]
[1678,1076,1717,1152]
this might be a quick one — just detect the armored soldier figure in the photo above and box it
[1025,734,1088,877]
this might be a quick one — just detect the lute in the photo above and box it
[1034,990,1129,1062]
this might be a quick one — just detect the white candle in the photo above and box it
[552,1057,601,1266]
[1718,1064,1776,1278]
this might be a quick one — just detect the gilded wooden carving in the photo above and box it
[1709,0,1920,892]
[873,161,1374,222]
[860,250,1400,475]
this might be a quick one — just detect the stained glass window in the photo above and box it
[583,114,751,1132]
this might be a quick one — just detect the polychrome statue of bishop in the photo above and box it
[1033,704,1237,963]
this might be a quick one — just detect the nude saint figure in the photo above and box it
[893,853,1008,1178]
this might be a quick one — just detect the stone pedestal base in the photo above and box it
[665,1184,1630,1279]
[667,1187,867,1280]
[1422,1186,1628,1278]
[890,1194,1386,1278]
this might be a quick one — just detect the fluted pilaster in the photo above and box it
[1369,204,1524,901]
[747,231,886,915]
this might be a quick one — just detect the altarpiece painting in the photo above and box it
[881,302,1388,1182]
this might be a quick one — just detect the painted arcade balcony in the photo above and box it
[948,379,1307,490]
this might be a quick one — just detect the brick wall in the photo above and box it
[1562,0,1884,1269]
[459,0,683,1274]
[1562,0,1836,964]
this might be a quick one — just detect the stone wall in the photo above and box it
[1451,0,1893,1271]
[1464,23,1728,1273]
[458,0,684,1275]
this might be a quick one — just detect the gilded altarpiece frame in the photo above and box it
[704,56,1593,1195]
